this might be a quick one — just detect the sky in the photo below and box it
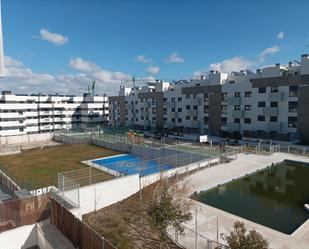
[1,0,309,96]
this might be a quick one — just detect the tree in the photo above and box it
[225,221,270,249]
[147,180,192,243]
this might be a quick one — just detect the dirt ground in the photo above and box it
[83,179,184,249]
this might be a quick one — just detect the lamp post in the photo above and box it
[216,214,221,244]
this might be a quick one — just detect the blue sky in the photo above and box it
[1,0,309,95]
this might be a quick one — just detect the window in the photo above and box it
[186,105,190,110]
[257,115,265,121]
[270,116,277,122]
[288,116,297,128]
[229,80,235,84]
[171,118,175,122]
[235,92,241,97]
[171,97,175,102]
[271,86,279,93]
[289,86,299,97]
[288,101,297,112]
[204,105,209,113]
[221,117,227,126]
[244,118,251,124]
[177,108,182,112]
[193,105,198,110]
[193,116,198,121]
[258,87,266,93]
[258,101,266,107]
[186,116,190,120]
[221,105,227,113]
[234,118,240,124]
[204,116,208,124]
[204,93,209,101]
[177,118,182,123]
[186,93,190,99]
[171,108,175,112]
[221,92,227,101]
[270,102,278,108]
[234,105,240,110]
[245,91,252,97]
[177,97,182,102]
[244,105,251,111]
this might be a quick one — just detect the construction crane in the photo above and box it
[79,80,96,96]
[91,80,96,96]
[122,75,148,89]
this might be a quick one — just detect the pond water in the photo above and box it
[194,160,309,234]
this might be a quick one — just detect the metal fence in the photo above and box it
[51,197,118,249]
[168,225,230,249]
[57,173,80,208]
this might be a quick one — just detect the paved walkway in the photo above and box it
[37,222,75,249]
[180,153,309,249]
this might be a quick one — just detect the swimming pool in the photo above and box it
[193,160,309,234]
[92,154,173,176]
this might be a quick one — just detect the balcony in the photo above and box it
[191,121,200,128]
[166,102,176,108]
[227,123,240,131]
[186,110,198,116]
[268,122,282,132]
[227,96,241,105]
[269,92,284,102]
[263,107,278,116]
[232,110,244,118]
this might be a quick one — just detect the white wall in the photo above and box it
[0,224,37,249]
[0,133,53,146]
[71,174,140,218]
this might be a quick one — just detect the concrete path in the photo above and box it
[37,223,75,249]
[180,153,309,249]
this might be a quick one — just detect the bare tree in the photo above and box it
[147,179,192,245]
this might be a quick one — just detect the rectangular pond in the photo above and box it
[193,160,309,234]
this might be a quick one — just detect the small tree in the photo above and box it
[147,180,192,243]
[225,221,270,249]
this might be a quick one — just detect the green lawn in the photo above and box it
[0,144,120,190]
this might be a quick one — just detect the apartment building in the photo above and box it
[108,54,309,144]
[0,91,108,136]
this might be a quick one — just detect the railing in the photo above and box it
[168,225,230,249]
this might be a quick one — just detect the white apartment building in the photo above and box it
[108,54,309,144]
[0,91,108,136]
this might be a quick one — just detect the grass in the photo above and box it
[0,144,120,190]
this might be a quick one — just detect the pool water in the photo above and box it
[92,154,173,176]
[194,160,309,234]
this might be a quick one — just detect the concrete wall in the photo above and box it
[0,224,37,249]
[71,174,140,218]
[0,133,53,146]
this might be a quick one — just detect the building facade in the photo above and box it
[108,54,309,143]
[0,91,108,136]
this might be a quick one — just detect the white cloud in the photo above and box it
[166,52,185,63]
[147,66,160,75]
[194,46,281,77]
[0,56,130,95]
[277,32,284,40]
[38,29,69,46]
[135,54,152,63]
[259,46,280,62]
